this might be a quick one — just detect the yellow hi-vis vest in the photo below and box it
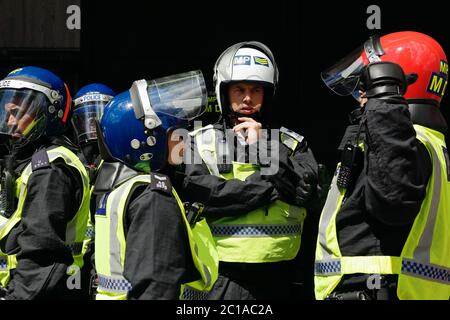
[190,126,306,263]
[314,125,450,300]
[0,146,91,287]
[81,186,95,257]
[82,160,104,257]
[95,174,218,300]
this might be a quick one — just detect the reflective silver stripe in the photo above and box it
[280,133,298,152]
[318,167,342,259]
[402,258,450,285]
[97,274,132,294]
[196,129,220,177]
[202,150,220,177]
[65,242,83,255]
[182,286,209,300]
[191,242,212,288]
[202,264,211,288]
[109,191,125,278]
[192,242,212,288]
[413,132,441,264]
[210,223,301,237]
[314,259,341,275]
[0,216,9,231]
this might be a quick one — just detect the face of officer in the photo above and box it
[5,102,36,139]
[228,82,264,116]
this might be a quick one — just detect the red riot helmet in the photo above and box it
[321,31,448,107]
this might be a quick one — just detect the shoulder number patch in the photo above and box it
[150,173,172,195]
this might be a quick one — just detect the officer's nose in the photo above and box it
[5,103,19,126]
[7,112,18,127]
[243,91,252,104]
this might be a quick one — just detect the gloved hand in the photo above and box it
[359,61,408,99]
[295,164,332,213]
[295,172,316,206]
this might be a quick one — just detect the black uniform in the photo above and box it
[184,124,318,215]
[93,164,197,300]
[2,137,84,300]
[331,98,434,299]
[183,124,319,299]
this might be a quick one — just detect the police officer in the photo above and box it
[71,83,116,299]
[315,31,450,300]
[183,41,319,299]
[93,71,218,300]
[0,66,90,299]
[72,83,115,169]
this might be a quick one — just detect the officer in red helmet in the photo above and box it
[315,31,450,300]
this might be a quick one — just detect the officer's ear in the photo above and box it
[95,119,116,163]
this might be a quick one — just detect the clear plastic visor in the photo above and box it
[0,89,47,139]
[71,102,107,143]
[321,45,365,100]
[147,70,207,120]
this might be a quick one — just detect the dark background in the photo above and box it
[0,0,448,303]
[1,0,448,169]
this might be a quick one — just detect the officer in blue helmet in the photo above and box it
[72,83,115,167]
[71,83,115,299]
[93,71,218,300]
[0,67,90,299]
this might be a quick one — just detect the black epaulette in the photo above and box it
[150,172,172,195]
[31,149,51,172]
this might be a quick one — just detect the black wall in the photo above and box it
[0,0,448,169]
[80,0,450,169]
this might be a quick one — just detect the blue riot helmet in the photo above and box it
[72,83,115,146]
[0,66,71,147]
[100,70,207,173]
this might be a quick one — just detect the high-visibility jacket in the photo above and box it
[0,146,91,287]
[191,126,307,263]
[314,125,450,300]
[81,159,104,258]
[95,174,218,300]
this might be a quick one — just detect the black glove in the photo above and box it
[359,61,407,99]
[296,164,332,213]
[295,172,316,206]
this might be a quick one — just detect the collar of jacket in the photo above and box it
[408,102,448,134]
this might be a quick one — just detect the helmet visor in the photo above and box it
[0,88,47,141]
[72,102,107,144]
[147,70,207,120]
[321,45,365,99]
